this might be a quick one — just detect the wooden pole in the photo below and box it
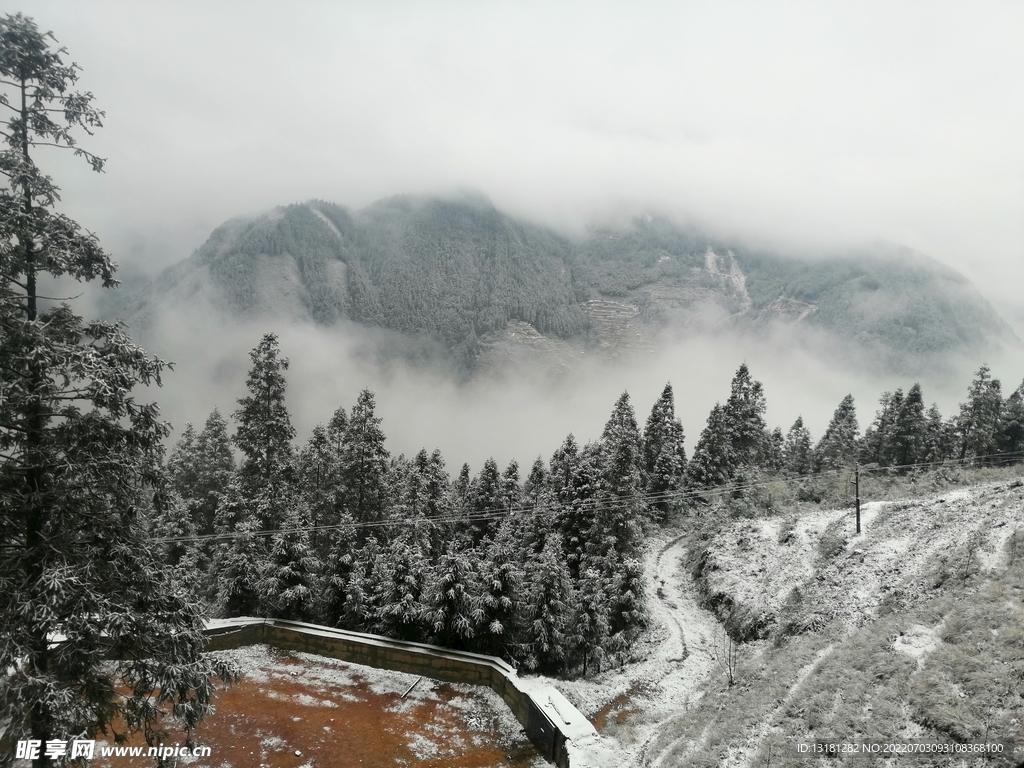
[855,464,861,534]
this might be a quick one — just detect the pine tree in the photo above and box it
[342,537,383,630]
[149,490,201,582]
[687,365,769,490]
[922,404,952,464]
[721,364,767,467]
[476,539,522,659]
[524,456,548,501]
[864,390,903,466]
[212,508,264,618]
[0,15,233,760]
[763,426,785,474]
[891,384,926,467]
[522,535,573,672]
[193,408,235,531]
[606,557,647,651]
[502,458,523,509]
[233,334,295,486]
[783,417,813,475]
[167,409,235,536]
[426,550,482,650]
[643,383,687,517]
[590,393,646,563]
[167,423,200,498]
[470,457,503,540]
[568,567,609,675]
[318,516,358,627]
[340,389,390,534]
[999,384,1024,458]
[957,365,1003,462]
[814,394,859,470]
[257,505,321,621]
[298,422,340,556]
[549,435,599,579]
[373,534,428,641]
[686,404,735,489]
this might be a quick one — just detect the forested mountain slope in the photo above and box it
[109,195,1018,374]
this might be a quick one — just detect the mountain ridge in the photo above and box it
[105,194,1019,376]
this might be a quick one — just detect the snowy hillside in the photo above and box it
[540,471,1024,767]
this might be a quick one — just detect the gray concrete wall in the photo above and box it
[202,618,582,767]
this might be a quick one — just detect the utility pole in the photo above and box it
[855,464,861,534]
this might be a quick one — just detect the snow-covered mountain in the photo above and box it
[105,194,1019,376]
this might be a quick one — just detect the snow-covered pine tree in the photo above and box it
[606,557,647,655]
[643,383,687,518]
[425,549,482,651]
[687,365,769,490]
[470,457,503,541]
[212,509,264,617]
[524,456,548,501]
[549,435,599,579]
[783,417,813,475]
[342,536,384,631]
[814,394,860,470]
[922,404,950,464]
[232,334,296,532]
[864,389,902,466]
[686,404,735,489]
[372,534,428,641]
[233,334,295,483]
[590,393,646,563]
[502,459,523,511]
[891,384,926,467]
[167,422,200,497]
[999,384,1024,458]
[568,566,609,675]
[298,423,341,557]
[419,448,453,519]
[149,490,202,585]
[764,427,785,474]
[476,538,522,659]
[722,364,767,468]
[957,365,1003,462]
[340,389,390,536]
[0,15,233,760]
[317,517,358,627]
[167,408,235,536]
[257,504,321,621]
[522,534,573,672]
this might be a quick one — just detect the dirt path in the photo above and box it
[540,527,725,766]
[630,532,722,767]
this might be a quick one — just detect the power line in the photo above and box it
[151,449,1024,546]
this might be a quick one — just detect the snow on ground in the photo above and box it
[206,644,546,767]
[528,530,723,767]
[522,477,1023,767]
[701,479,1024,634]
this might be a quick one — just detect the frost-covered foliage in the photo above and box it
[0,14,234,763]
[158,331,1024,683]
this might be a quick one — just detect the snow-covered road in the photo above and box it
[549,528,725,767]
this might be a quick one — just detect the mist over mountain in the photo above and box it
[107,194,1016,381]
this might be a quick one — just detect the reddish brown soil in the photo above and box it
[92,653,539,768]
[589,682,645,733]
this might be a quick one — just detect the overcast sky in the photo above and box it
[16,1,1024,308]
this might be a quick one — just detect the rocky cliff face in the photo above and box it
[108,195,1019,376]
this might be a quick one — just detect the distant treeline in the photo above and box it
[155,333,1023,677]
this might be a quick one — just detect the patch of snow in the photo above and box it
[894,623,941,666]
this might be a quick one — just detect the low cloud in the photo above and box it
[138,305,1024,472]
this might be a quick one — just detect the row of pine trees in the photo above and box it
[156,334,682,675]
[155,334,1023,677]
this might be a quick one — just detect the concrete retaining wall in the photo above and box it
[203,618,604,768]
